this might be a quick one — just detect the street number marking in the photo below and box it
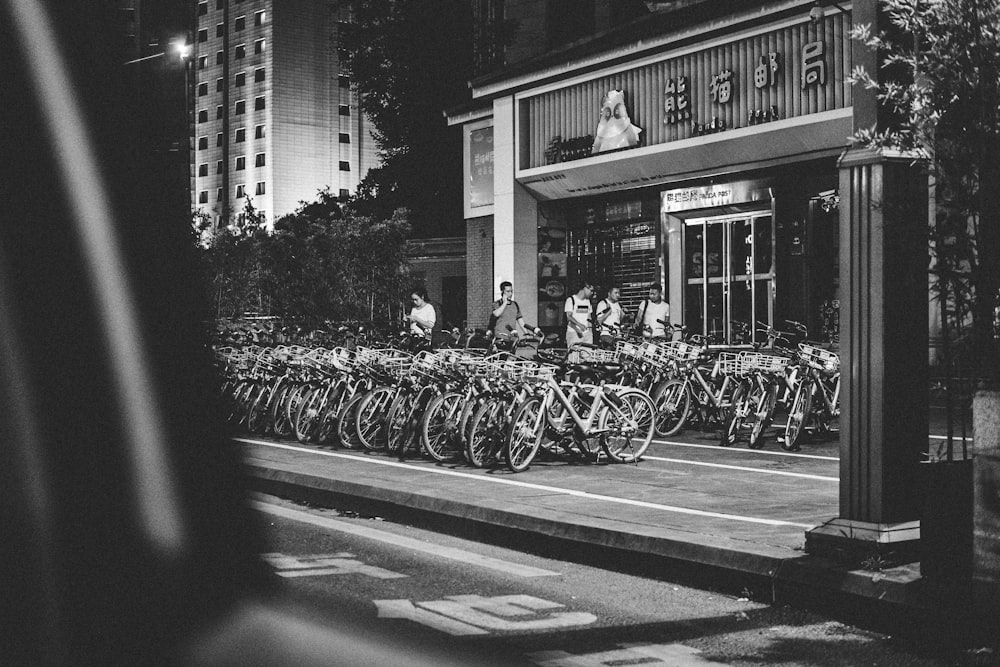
[261,552,406,580]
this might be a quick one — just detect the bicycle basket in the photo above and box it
[662,341,703,362]
[739,351,790,375]
[572,347,619,364]
[614,340,645,362]
[715,352,744,376]
[798,344,839,373]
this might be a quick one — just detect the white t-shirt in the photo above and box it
[597,299,623,335]
[640,299,670,338]
[564,295,593,332]
[409,302,436,337]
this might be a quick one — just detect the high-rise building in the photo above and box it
[191,0,378,226]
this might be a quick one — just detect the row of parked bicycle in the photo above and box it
[215,320,841,471]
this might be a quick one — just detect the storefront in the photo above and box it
[455,3,854,343]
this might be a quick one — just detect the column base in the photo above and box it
[805,518,921,566]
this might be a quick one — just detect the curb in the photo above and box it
[242,463,945,637]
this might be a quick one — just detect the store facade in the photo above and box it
[454,2,852,344]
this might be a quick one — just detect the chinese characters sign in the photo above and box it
[469,127,493,208]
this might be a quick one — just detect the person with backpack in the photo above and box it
[634,283,670,340]
[564,280,595,348]
[487,281,529,339]
[596,285,625,348]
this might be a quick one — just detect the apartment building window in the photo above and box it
[198,191,208,204]
[235,15,245,31]
[339,188,350,199]
[216,0,224,9]
[236,184,246,198]
[235,44,246,59]
[198,109,208,123]
[216,104,223,119]
[254,67,265,82]
[215,23,224,38]
[197,2,207,16]
[338,132,350,144]
[339,161,350,171]
[254,39,265,54]
[236,156,246,170]
[255,181,266,195]
[235,128,246,143]
[197,83,208,97]
[216,160,223,173]
[216,188,223,201]
[216,132,223,147]
[235,72,245,87]
[235,100,245,114]
[254,124,265,139]
[338,75,350,89]
[254,153,266,167]
[216,77,223,92]
[198,29,207,43]
[198,136,208,150]
[198,163,208,177]
[254,96,265,110]
[198,55,207,69]
[216,50,224,65]
[338,104,350,116]
[254,10,265,25]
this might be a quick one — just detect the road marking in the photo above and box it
[642,455,837,481]
[261,552,406,579]
[240,439,817,528]
[375,595,596,636]
[651,438,838,461]
[528,642,729,666]
[252,499,561,577]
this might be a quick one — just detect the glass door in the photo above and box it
[684,213,774,345]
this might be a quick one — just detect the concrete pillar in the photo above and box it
[805,147,929,560]
[974,391,1000,589]
[492,96,538,321]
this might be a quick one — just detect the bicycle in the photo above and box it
[650,341,741,439]
[783,343,841,451]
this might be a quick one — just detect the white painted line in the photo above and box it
[929,434,972,442]
[239,438,817,529]
[651,438,838,461]
[251,499,561,578]
[641,456,838,482]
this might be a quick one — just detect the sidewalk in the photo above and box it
[236,435,979,641]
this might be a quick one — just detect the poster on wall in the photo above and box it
[591,89,642,154]
[537,222,568,329]
[469,127,494,208]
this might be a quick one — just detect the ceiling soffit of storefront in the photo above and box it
[517,108,852,201]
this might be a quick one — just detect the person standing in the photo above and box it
[488,281,528,339]
[405,286,436,342]
[596,286,625,348]
[635,284,670,340]
[564,281,594,347]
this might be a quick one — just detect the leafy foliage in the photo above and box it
[198,191,411,325]
[850,0,1000,389]
[340,0,473,237]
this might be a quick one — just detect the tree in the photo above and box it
[197,189,412,325]
[850,0,1000,391]
[341,0,474,238]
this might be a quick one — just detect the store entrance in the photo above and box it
[684,212,774,346]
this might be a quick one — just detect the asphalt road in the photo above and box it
[251,493,997,667]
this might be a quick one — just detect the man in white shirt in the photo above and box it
[596,286,624,348]
[636,284,670,340]
[564,281,594,348]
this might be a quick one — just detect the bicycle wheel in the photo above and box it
[467,398,504,468]
[245,384,273,435]
[600,389,655,463]
[720,381,752,447]
[422,392,463,462]
[335,391,367,449]
[652,379,691,436]
[505,396,543,473]
[356,386,395,451]
[270,379,296,437]
[748,382,779,450]
[783,379,813,451]
[284,382,315,438]
[294,384,327,443]
[316,381,350,446]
